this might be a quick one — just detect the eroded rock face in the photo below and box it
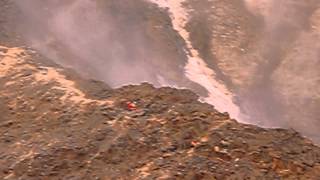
[1,45,320,179]
[178,0,320,140]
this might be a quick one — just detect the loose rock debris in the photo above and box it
[1,46,320,179]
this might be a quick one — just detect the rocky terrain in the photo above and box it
[11,0,320,142]
[1,0,320,179]
[1,44,320,179]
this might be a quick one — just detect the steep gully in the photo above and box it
[149,0,242,121]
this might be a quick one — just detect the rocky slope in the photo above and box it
[173,0,320,141]
[1,45,320,179]
[1,0,320,179]
[11,0,320,142]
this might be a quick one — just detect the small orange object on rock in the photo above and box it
[126,101,137,111]
[191,141,200,147]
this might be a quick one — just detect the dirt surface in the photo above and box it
[1,0,320,179]
[0,45,320,179]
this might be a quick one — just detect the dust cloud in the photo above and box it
[14,0,166,88]
[242,0,320,141]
